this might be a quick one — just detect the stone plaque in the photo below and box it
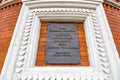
[45,23,80,64]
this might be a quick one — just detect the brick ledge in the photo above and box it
[104,0,120,10]
[0,0,22,10]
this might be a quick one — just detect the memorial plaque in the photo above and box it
[45,23,80,64]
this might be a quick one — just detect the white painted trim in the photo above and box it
[25,13,98,68]
[1,0,120,80]
[26,15,40,67]
[96,4,120,80]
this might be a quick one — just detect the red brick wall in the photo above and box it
[103,1,120,57]
[0,1,22,73]
[36,22,89,66]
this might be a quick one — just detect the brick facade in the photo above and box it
[0,1,22,73]
[103,1,120,57]
[0,0,120,74]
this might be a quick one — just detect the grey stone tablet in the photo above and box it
[45,23,80,64]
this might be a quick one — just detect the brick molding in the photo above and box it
[1,0,120,80]
[0,0,21,10]
[106,0,120,6]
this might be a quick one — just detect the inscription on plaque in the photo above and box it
[45,23,80,64]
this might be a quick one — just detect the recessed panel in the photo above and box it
[45,23,80,64]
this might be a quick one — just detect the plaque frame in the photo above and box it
[1,0,120,80]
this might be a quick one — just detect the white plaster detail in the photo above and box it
[1,0,120,80]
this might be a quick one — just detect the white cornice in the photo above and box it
[22,0,102,9]
[22,0,103,3]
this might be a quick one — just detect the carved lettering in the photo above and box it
[46,24,80,64]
